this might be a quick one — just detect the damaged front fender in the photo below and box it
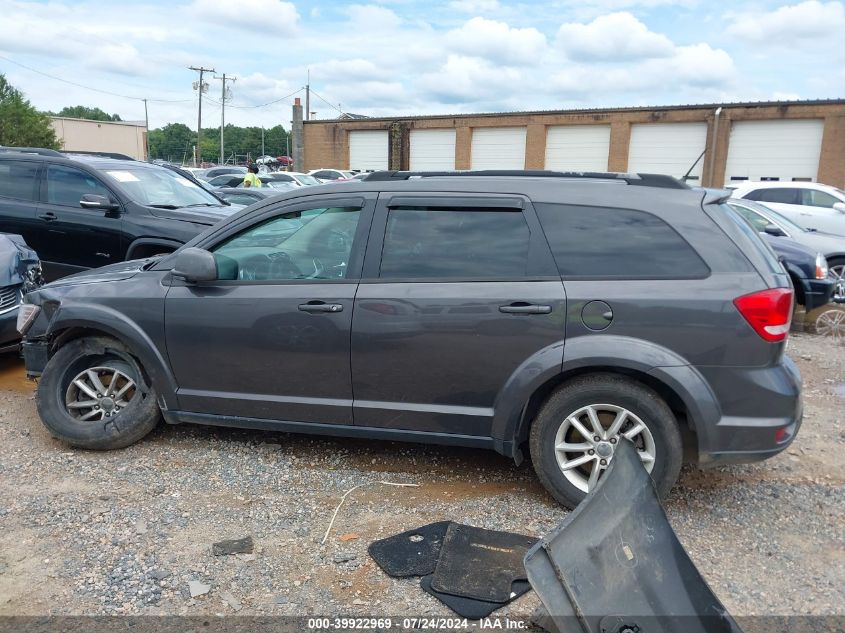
[0,233,43,292]
[525,439,742,633]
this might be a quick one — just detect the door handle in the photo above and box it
[298,301,343,313]
[499,303,552,314]
[38,212,57,221]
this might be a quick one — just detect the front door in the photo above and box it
[164,195,374,424]
[351,194,566,437]
[34,164,123,278]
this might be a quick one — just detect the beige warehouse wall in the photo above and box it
[50,117,148,160]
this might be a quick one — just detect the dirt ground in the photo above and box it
[0,330,842,627]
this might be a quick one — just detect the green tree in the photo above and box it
[52,105,122,122]
[0,74,60,149]
[147,123,195,163]
[147,121,291,165]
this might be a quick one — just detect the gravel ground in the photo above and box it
[0,332,842,625]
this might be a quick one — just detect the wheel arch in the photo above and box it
[45,305,178,411]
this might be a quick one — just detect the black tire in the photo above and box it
[36,336,160,450]
[529,373,683,509]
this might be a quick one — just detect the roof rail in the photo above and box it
[0,146,64,157]
[65,151,135,160]
[362,170,690,190]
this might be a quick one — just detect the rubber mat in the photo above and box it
[367,521,451,578]
[431,523,536,603]
[420,575,531,619]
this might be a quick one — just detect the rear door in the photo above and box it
[350,193,566,437]
[33,164,123,276]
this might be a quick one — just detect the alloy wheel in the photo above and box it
[554,404,656,493]
[815,308,845,340]
[64,366,137,422]
[830,264,845,303]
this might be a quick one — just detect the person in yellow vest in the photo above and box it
[243,164,262,188]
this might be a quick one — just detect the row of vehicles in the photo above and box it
[0,144,842,507]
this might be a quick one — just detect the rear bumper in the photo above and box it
[695,355,803,467]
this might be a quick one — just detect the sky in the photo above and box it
[0,0,843,130]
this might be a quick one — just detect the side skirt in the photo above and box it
[163,410,498,451]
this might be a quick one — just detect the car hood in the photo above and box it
[0,233,41,287]
[146,204,242,225]
[43,257,157,288]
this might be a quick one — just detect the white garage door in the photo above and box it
[410,129,456,170]
[471,127,526,170]
[724,120,824,182]
[628,123,708,181]
[349,130,388,171]
[545,125,610,171]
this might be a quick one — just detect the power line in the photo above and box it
[205,87,305,109]
[0,54,193,103]
[309,88,344,115]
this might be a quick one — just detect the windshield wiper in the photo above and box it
[186,203,222,208]
[148,204,181,209]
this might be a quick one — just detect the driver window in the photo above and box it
[46,165,111,207]
[212,206,362,281]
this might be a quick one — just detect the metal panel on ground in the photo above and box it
[628,123,708,181]
[544,125,610,172]
[471,127,526,170]
[349,130,389,171]
[725,119,824,182]
[410,129,456,170]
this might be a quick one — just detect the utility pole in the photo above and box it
[142,98,150,160]
[215,73,236,164]
[261,127,265,157]
[189,65,215,166]
[305,68,310,122]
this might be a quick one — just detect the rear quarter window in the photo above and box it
[716,204,783,275]
[534,203,709,279]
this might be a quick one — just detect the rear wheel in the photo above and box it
[36,336,160,449]
[529,374,683,509]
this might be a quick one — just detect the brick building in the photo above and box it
[301,99,845,188]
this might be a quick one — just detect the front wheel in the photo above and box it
[36,336,160,450]
[529,374,683,509]
[828,257,845,303]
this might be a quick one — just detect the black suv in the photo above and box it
[0,148,236,280]
[18,171,803,508]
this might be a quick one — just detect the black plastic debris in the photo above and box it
[212,536,254,556]
[431,523,535,602]
[368,521,450,577]
[524,439,743,633]
[420,575,532,620]
[369,521,535,619]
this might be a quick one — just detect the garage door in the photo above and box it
[545,125,610,171]
[349,130,388,171]
[410,129,456,170]
[628,123,708,181]
[471,127,526,170]
[724,120,824,182]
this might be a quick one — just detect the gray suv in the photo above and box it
[17,171,802,508]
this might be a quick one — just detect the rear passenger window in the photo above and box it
[535,204,709,278]
[380,208,530,279]
[745,188,799,204]
[0,160,39,201]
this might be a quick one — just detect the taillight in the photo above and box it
[733,288,793,342]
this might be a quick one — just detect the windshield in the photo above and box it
[293,174,320,186]
[105,167,224,208]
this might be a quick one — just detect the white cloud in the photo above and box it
[445,17,547,65]
[418,55,521,103]
[556,12,674,61]
[726,0,845,43]
[308,59,388,83]
[448,0,501,12]
[346,4,403,30]
[189,0,299,35]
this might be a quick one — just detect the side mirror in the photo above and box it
[833,202,845,214]
[171,247,218,283]
[763,224,786,237]
[80,194,119,212]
